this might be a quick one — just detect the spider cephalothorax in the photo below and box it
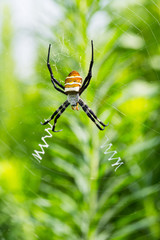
[41,40,108,132]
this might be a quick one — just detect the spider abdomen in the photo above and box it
[65,71,82,93]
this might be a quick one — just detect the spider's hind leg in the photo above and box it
[47,44,65,90]
[80,40,94,95]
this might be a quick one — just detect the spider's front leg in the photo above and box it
[79,98,109,130]
[52,101,70,132]
[41,100,69,127]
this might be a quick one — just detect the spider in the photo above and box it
[41,40,109,132]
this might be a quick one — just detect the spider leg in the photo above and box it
[81,99,109,127]
[41,100,69,125]
[79,98,108,130]
[47,44,66,95]
[80,40,94,95]
[52,101,70,132]
[51,77,67,95]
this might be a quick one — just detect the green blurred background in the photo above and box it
[0,0,160,239]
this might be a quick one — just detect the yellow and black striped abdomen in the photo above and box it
[65,71,82,93]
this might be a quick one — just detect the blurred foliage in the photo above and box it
[0,0,160,239]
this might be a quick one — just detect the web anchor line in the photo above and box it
[100,135,124,172]
[32,122,53,163]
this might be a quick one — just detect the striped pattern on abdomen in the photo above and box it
[65,71,82,93]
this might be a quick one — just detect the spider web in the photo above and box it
[0,0,160,239]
